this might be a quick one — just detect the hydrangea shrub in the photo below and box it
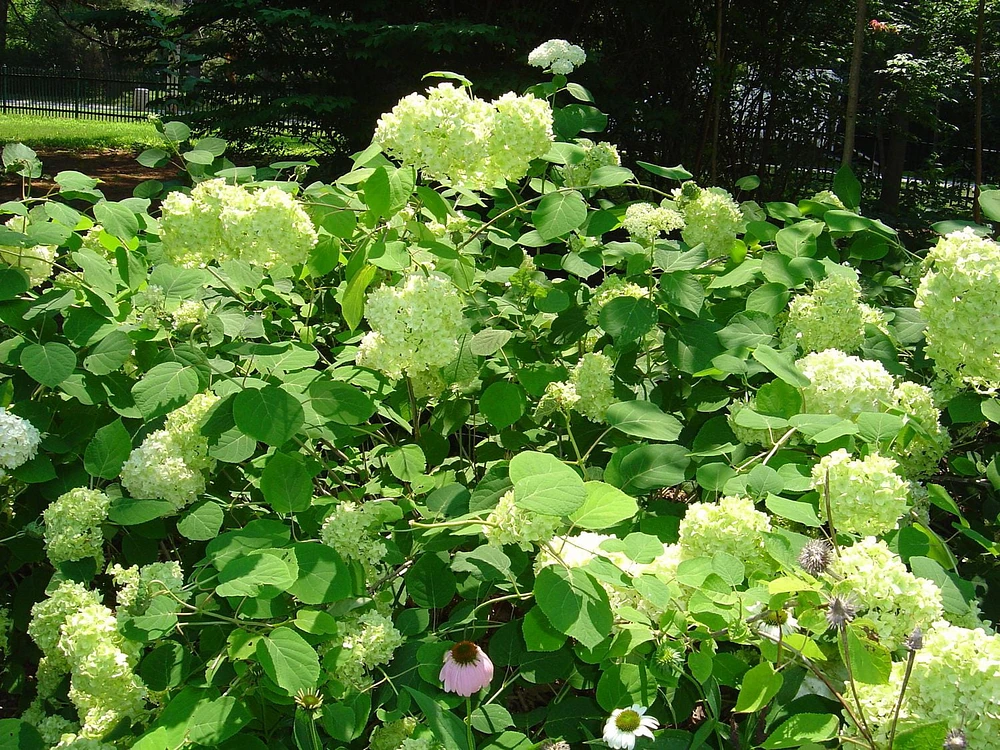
[0,42,999,750]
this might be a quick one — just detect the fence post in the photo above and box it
[1,65,7,115]
[74,66,82,119]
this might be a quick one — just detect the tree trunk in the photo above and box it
[842,0,867,167]
[709,0,725,183]
[973,0,986,223]
[0,0,9,64]
[878,109,909,214]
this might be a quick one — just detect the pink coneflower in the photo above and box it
[440,641,494,697]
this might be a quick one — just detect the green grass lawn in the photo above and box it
[0,114,327,159]
[0,114,164,150]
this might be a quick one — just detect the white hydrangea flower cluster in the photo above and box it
[54,735,117,750]
[811,449,908,536]
[320,501,389,579]
[891,381,951,477]
[562,140,621,187]
[808,190,846,209]
[28,582,103,672]
[727,397,784,448]
[330,610,404,689]
[829,537,943,649]
[374,83,553,191]
[121,392,218,510]
[357,273,465,382]
[35,714,79,746]
[527,39,587,75]
[109,561,185,614]
[426,212,470,239]
[622,202,685,244]
[797,349,895,418]
[59,604,147,737]
[0,407,42,472]
[781,273,865,354]
[535,531,615,570]
[677,496,773,571]
[370,718,418,750]
[570,353,616,422]
[534,380,581,421]
[585,276,649,325]
[160,179,317,269]
[794,350,949,478]
[80,224,116,260]
[675,185,743,256]
[0,216,57,286]
[535,533,682,623]
[853,622,1000,747]
[171,300,207,330]
[27,581,146,738]
[490,92,556,184]
[860,302,889,333]
[43,488,111,567]
[483,490,562,550]
[915,228,1000,390]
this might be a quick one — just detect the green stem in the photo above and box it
[887,647,917,750]
[840,627,875,748]
[465,697,476,750]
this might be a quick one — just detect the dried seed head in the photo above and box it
[905,627,923,652]
[943,728,967,750]
[798,539,833,575]
[825,595,858,630]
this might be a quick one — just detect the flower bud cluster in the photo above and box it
[109,561,186,614]
[809,190,846,209]
[677,495,773,571]
[890,381,951,477]
[27,581,146,738]
[797,349,895,418]
[329,610,403,689]
[570,353,616,422]
[586,276,648,326]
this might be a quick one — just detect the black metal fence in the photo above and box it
[0,66,184,122]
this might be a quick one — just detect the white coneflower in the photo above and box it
[747,602,798,640]
[603,705,658,750]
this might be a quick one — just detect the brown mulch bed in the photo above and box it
[0,148,177,204]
